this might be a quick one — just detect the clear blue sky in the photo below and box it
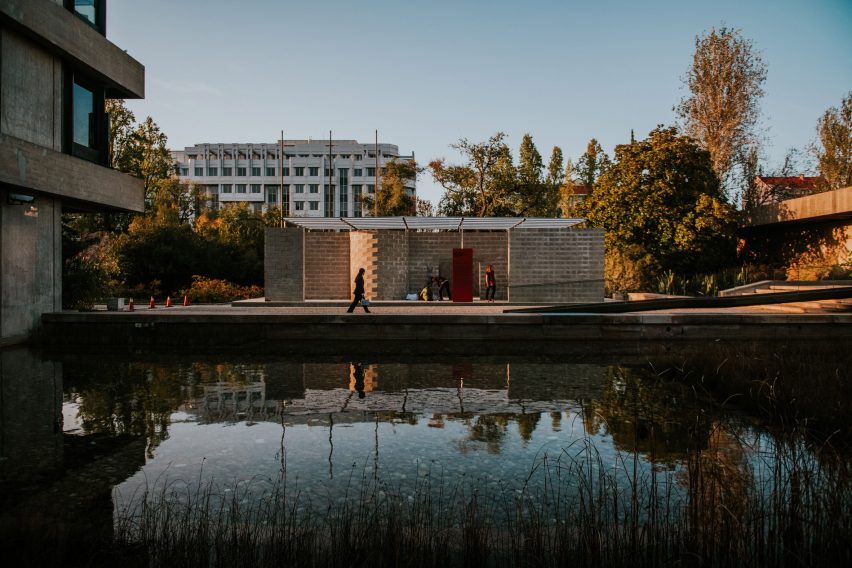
[109,0,852,205]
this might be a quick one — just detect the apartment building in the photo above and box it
[0,0,145,343]
[171,140,416,217]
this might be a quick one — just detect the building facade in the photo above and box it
[171,140,416,217]
[0,0,145,344]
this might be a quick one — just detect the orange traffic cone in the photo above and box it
[128,298,134,311]
[165,296,173,308]
[149,296,156,309]
[183,295,189,306]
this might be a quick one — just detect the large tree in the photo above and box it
[574,138,610,194]
[676,26,767,193]
[367,159,420,216]
[583,126,736,289]
[813,92,852,190]
[515,134,545,215]
[431,132,513,216]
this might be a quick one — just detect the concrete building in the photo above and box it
[171,140,416,216]
[0,0,144,344]
[265,217,605,304]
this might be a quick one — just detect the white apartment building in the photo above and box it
[171,140,416,217]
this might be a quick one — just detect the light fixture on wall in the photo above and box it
[8,193,36,205]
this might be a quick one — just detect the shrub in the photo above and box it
[63,257,110,310]
[179,276,263,303]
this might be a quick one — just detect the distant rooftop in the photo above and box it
[282,217,586,231]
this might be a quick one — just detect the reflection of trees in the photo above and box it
[582,366,713,464]
[70,362,265,458]
[516,413,541,444]
[464,414,510,454]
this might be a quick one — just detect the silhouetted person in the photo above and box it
[353,362,366,398]
[485,264,496,302]
[347,268,371,313]
[433,276,451,301]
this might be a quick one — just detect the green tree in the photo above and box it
[416,198,435,217]
[546,146,564,187]
[575,138,610,194]
[431,132,512,216]
[365,159,420,215]
[676,26,767,193]
[514,134,549,216]
[584,126,736,290]
[122,116,175,206]
[813,92,852,190]
[151,177,203,226]
[557,158,576,217]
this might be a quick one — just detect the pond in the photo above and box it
[1,343,850,566]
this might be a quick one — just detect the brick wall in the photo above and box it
[349,231,379,299]
[376,231,409,299]
[304,232,350,300]
[407,232,460,293]
[509,228,604,303]
[464,232,509,299]
[264,228,304,301]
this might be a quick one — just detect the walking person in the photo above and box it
[485,264,496,302]
[347,267,371,313]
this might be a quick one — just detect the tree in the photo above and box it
[431,132,512,216]
[107,99,137,171]
[676,26,767,192]
[557,158,576,217]
[150,177,203,226]
[546,146,564,188]
[574,138,610,193]
[583,126,736,289]
[366,159,419,216]
[122,116,175,206]
[813,92,852,190]
[416,198,435,217]
[515,134,545,215]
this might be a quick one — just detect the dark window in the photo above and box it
[180,167,189,176]
[265,167,276,177]
[237,167,247,176]
[309,167,319,176]
[65,0,106,35]
[250,184,261,193]
[367,167,376,176]
[223,167,233,176]
[208,167,218,176]
[194,167,203,176]
[354,168,362,177]
[295,167,305,176]
[67,72,106,165]
[251,167,261,176]
[309,184,319,194]
[236,184,247,194]
[283,167,290,176]
[221,184,232,193]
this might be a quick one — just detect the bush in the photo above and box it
[63,257,110,310]
[178,276,263,304]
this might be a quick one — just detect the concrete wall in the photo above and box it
[264,227,304,301]
[406,232,459,292]
[304,232,349,300]
[509,228,604,303]
[464,231,509,300]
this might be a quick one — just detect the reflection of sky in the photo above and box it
[114,406,668,518]
[72,82,93,147]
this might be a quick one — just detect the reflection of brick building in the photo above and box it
[188,382,278,423]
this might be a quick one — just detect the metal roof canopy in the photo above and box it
[282,217,586,231]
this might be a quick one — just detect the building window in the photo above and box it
[65,0,106,35]
[367,184,375,194]
[295,201,305,211]
[266,186,278,203]
[295,167,305,176]
[250,184,261,193]
[252,203,263,213]
[68,73,106,164]
[324,168,332,176]
[367,167,376,176]
[236,184,247,194]
[194,167,203,176]
[354,155,362,161]
[295,184,305,194]
[283,167,290,176]
[237,167,247,176]
[221,184,232,193]
[354,168,362,177]
[208,167,218,176]
[180,167,189,176]
[309,201,319,211]
[251,167,261,176]
[309,184,319,194]
[265,167,276,177]
[309,167,319,176]
[223,167,233,176]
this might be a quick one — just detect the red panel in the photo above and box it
[452,248,474,302]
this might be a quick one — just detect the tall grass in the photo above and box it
[106,429,851,567]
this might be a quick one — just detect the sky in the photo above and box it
[108,0,852,205]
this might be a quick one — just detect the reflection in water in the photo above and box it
[1,345,850,564]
